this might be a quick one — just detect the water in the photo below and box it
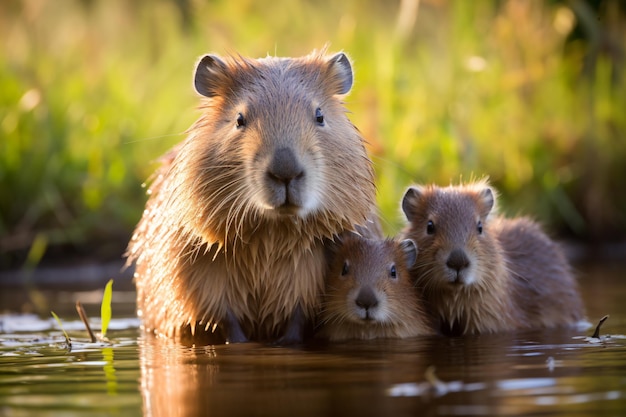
[1,262,625,417]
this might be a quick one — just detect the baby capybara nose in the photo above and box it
[355,286,379,310]
[446,248,470,272]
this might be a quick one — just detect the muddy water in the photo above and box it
[1,261,625,417]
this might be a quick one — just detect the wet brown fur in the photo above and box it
[317,234,434,341]
[126,49,376,342]
[401,180,585,336]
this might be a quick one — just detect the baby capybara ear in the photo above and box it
[194,54,230,98]
[400,239,418,268]
[401,186,423,222]
[326,52,353,95]
[478,187,495,218]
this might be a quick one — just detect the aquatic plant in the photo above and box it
[50,278,114,346]
[100,279,113,340]
[50,311,71,349]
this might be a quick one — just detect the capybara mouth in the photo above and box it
[275,203,301,216]
[449,273,466,285]
[360,310,377,322]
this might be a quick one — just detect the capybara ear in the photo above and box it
[478,187,495,217]
[401,187,423,222]
[400,239,418,268]
[194,54,228,97]
[327,52,353,95]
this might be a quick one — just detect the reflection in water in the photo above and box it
[1,262,626,416]
[102,346,118,396]
[0,331,142,414]
[139,335,440,417]
[138,326,626,417]
[140,337,219,417]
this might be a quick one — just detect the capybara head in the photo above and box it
[170,49,374,244]
[401,181,498,288]
[323,235,418,325]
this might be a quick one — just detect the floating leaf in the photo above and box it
[100,279,114,339]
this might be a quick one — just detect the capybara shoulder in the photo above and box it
[317,234,434,341]
[400,180,585,336]
[126,49,376,343]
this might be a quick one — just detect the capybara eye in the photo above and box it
[235,112,246,128]
[426,220,435,235]
[477,220,483,234]
[389,264,397,279]
[315,107,324,125]
[341,261,349,276]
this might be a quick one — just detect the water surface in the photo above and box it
[1,261,625,417]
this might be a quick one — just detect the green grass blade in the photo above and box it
[51,311,71,348]
[100,279,114,339]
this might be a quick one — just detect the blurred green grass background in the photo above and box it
[1,0,625,269]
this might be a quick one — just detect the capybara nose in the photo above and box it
[446,248,470,271]
[355,286,379,310]
[267,147,304,186]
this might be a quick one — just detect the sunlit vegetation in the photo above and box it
[1,0,624,268]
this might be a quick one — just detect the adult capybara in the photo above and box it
[126,49,376,344]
